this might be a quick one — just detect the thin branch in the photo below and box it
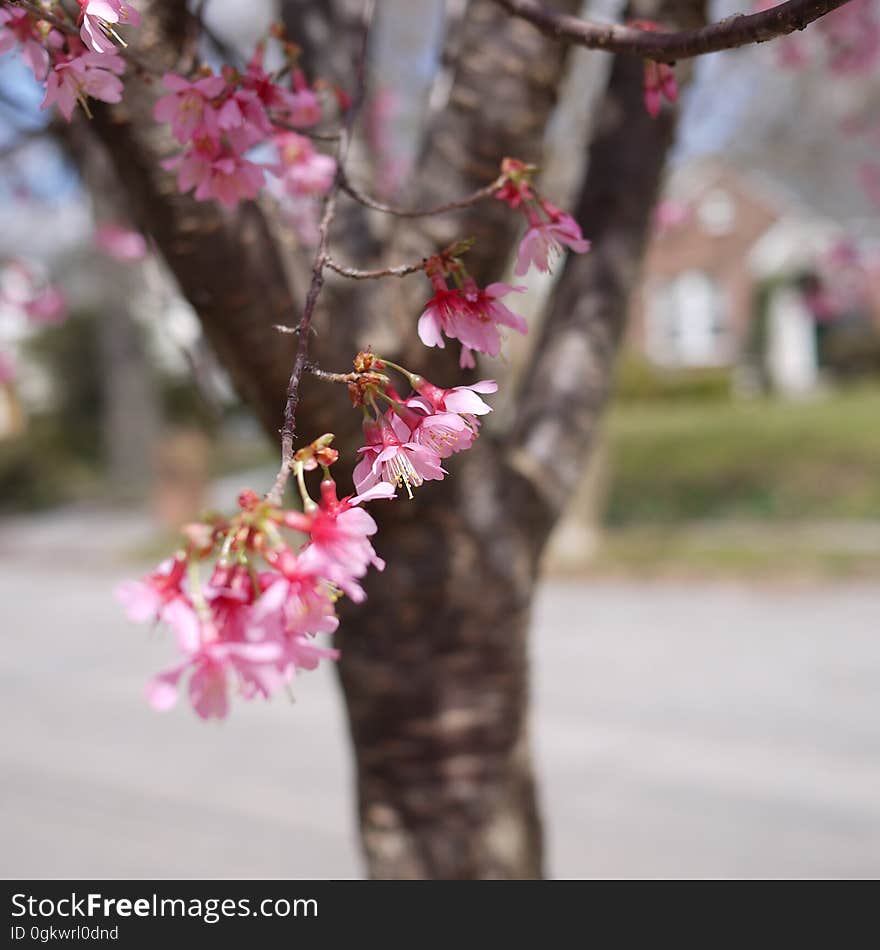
[490,0,854,61]
[266,0,376,506]
[306,365,362,384]
[11,0,77,36]
[325,255,428,280]
[338,166,505,218]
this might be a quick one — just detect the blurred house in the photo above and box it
[628,161,880,385]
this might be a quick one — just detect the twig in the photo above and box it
[325,255,429,280]
[306,365,361,384]
[266,0,376,507]
[490,0,854,61]
[338,166,505,218]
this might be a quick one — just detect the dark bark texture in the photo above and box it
[83,0,705,878]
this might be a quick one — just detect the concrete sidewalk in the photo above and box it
[1,507,878,878]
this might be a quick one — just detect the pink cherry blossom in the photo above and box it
[457,280,528,355]
[94,223,147,261]
[291,479,394,602]
[628,19,678,118]
[354,414,445,499]
[495,158,536,210]
[163,138,265,209]
[417,281,473,350]
[407,378,497,437]
[243,53,321,128]
[273,133,336,197]
[153,73,227,144]
[409,407,475,458]
[0,8,51,80]
[515,203,591,276]
[216,86,275,154]
[254,570,339,639]
[246,573,339,675]
[459,346,476,369]
[286,70,322,127]
[412,378,498,416]
[643,60,678,118]
[23,285,66,324]
[116,555,188,625]
[78,0,141,55]
[146,639,284,719]
[418,276,528,360]
[41,50,125,121]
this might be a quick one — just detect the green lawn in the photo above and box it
[604,384,880,525]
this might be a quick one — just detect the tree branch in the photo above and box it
[339,166,505,218]
[266,0,376,506]
[491,0,852,60]
[326,256,428,279]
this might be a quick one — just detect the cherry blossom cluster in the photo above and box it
[0,1,139,121]
[343,350,498,497]
[2,5,336,218]
[416,241,527,370]
[117,436,395,719]
[154,39,333,210]
[120,356,499,718]
[495,158,591,275]
[413,159,590,368]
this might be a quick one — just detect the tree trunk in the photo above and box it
[337,442,543,877]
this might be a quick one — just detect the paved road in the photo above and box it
[1,507,878,878]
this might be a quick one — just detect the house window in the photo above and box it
[645,270,729,367]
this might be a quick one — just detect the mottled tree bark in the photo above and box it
[83,0,703,878]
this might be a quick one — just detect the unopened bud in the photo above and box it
[238,488,261,511]
[315,445,339,467]
[354,350,375,373]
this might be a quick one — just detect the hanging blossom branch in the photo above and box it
[490,0,855,61]
[265,0,376,507]
[7,0,849,720]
